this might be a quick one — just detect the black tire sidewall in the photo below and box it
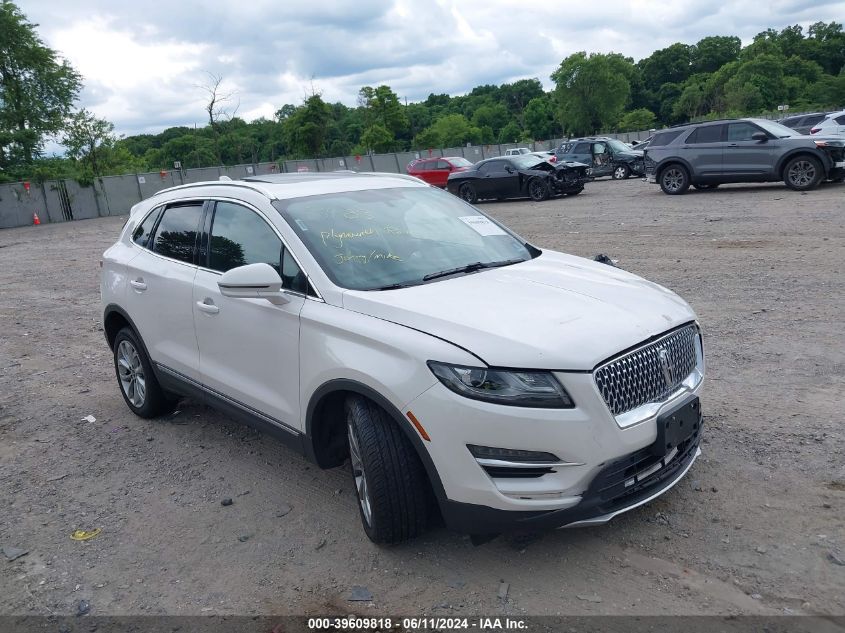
[113,327,174,418]
[345,396,429,544]
[459,183,477,204]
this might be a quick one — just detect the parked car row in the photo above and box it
[643,117,845,195]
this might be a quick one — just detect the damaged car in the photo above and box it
[446,155,589,203]
[555,137,645,180]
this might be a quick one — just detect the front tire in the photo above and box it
[784,156,823,191]
[528,177,550,201]
[659,164,690,195]
[345,396,429,544]
[113,327,177,418]
[458,182,478,204]
[612,164,630,180]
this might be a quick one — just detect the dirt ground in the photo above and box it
[1,178,843,618]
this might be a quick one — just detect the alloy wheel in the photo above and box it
[614,166,628,179]
[116,340,146,408]
[662,168,685,193]
[788,160,816,188]
[348,421,373,526]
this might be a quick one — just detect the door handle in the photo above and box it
[196,299,219,315]
[728,143,739,147]
[129,279,147,291]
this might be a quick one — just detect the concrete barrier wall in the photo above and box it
[0,123,689,229]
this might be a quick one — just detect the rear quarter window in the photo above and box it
[649,130,684,147]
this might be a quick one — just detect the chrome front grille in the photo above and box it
[594,325,699,416]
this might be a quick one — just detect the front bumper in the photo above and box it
[406,361,704,534]
[440,439,701,534]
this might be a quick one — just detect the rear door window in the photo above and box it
[649,130,684,146]
[572,142,591,154]
[687,125,724,143]
[152,203,203,264]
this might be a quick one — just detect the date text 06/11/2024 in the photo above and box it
[306,617,528,630]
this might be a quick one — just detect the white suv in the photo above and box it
[101,173,705,543]
[810,110,845,137]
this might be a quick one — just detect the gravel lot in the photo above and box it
[1,178,843,617]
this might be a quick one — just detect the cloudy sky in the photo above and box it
[16,0,845,136]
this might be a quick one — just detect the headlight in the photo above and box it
[427,362,574,408]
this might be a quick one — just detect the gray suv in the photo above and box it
[644,118,845,195]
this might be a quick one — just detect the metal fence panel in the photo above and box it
[100,175,142,216]
[64,181,99,220]
[183,167,222,183]
[41,181,67,223]
[371,154,398,173]
[321,157,348,171]
[0,183,49,228]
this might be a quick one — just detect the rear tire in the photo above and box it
[659,164,690,195]
[528,177,550,201]
[345,396,429,544]
[113,327,177,418]
[783,155,823,191]
[458,182,478,204]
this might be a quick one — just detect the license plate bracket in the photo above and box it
[651,396,701,457]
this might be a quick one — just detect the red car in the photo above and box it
[406,156,473,187]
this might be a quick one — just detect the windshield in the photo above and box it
[607,139,633,153]
[274,187,534,291]
[448,157,473,167]
[509,155,546,169]
[754,119,801,138]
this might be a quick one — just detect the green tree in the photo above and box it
[497,121,522,144]
[639,43,693,92]
[471,103,509,135]
[414,114,480,148]
[691,36,741,73]
[0,0,82,171]
[552,52,631,135]
[618,108,656,132]
[282,93,331,157]
[358,85,408,137]
[62,109,115,178]
[523,96,556,139]
[360,123,393,152]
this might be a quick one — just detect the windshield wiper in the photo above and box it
[373,282,416,290]
[422,258,525,282]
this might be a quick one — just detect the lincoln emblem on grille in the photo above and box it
[658,348,674,386]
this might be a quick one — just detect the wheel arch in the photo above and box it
[775,149,828,180]
[303,379,447,505]
[104,304,148,355]
[655,157,693,179]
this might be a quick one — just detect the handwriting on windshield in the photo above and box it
[321,227,377,248]
[335,250,403,264]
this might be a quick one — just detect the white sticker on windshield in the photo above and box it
[459,215,507,236]
[295,219,309,231]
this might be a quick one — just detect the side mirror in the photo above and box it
[505,166,514,173]
[751,132,768,142]
[218,263,289,305]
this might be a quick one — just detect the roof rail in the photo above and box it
[150,179,274,199]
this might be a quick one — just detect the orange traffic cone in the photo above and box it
[33,212,41,225]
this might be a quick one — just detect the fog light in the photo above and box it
[467,444,560,463]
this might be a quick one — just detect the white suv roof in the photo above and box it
[153,172,426,202]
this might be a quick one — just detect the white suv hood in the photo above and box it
[342,251,697,370]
